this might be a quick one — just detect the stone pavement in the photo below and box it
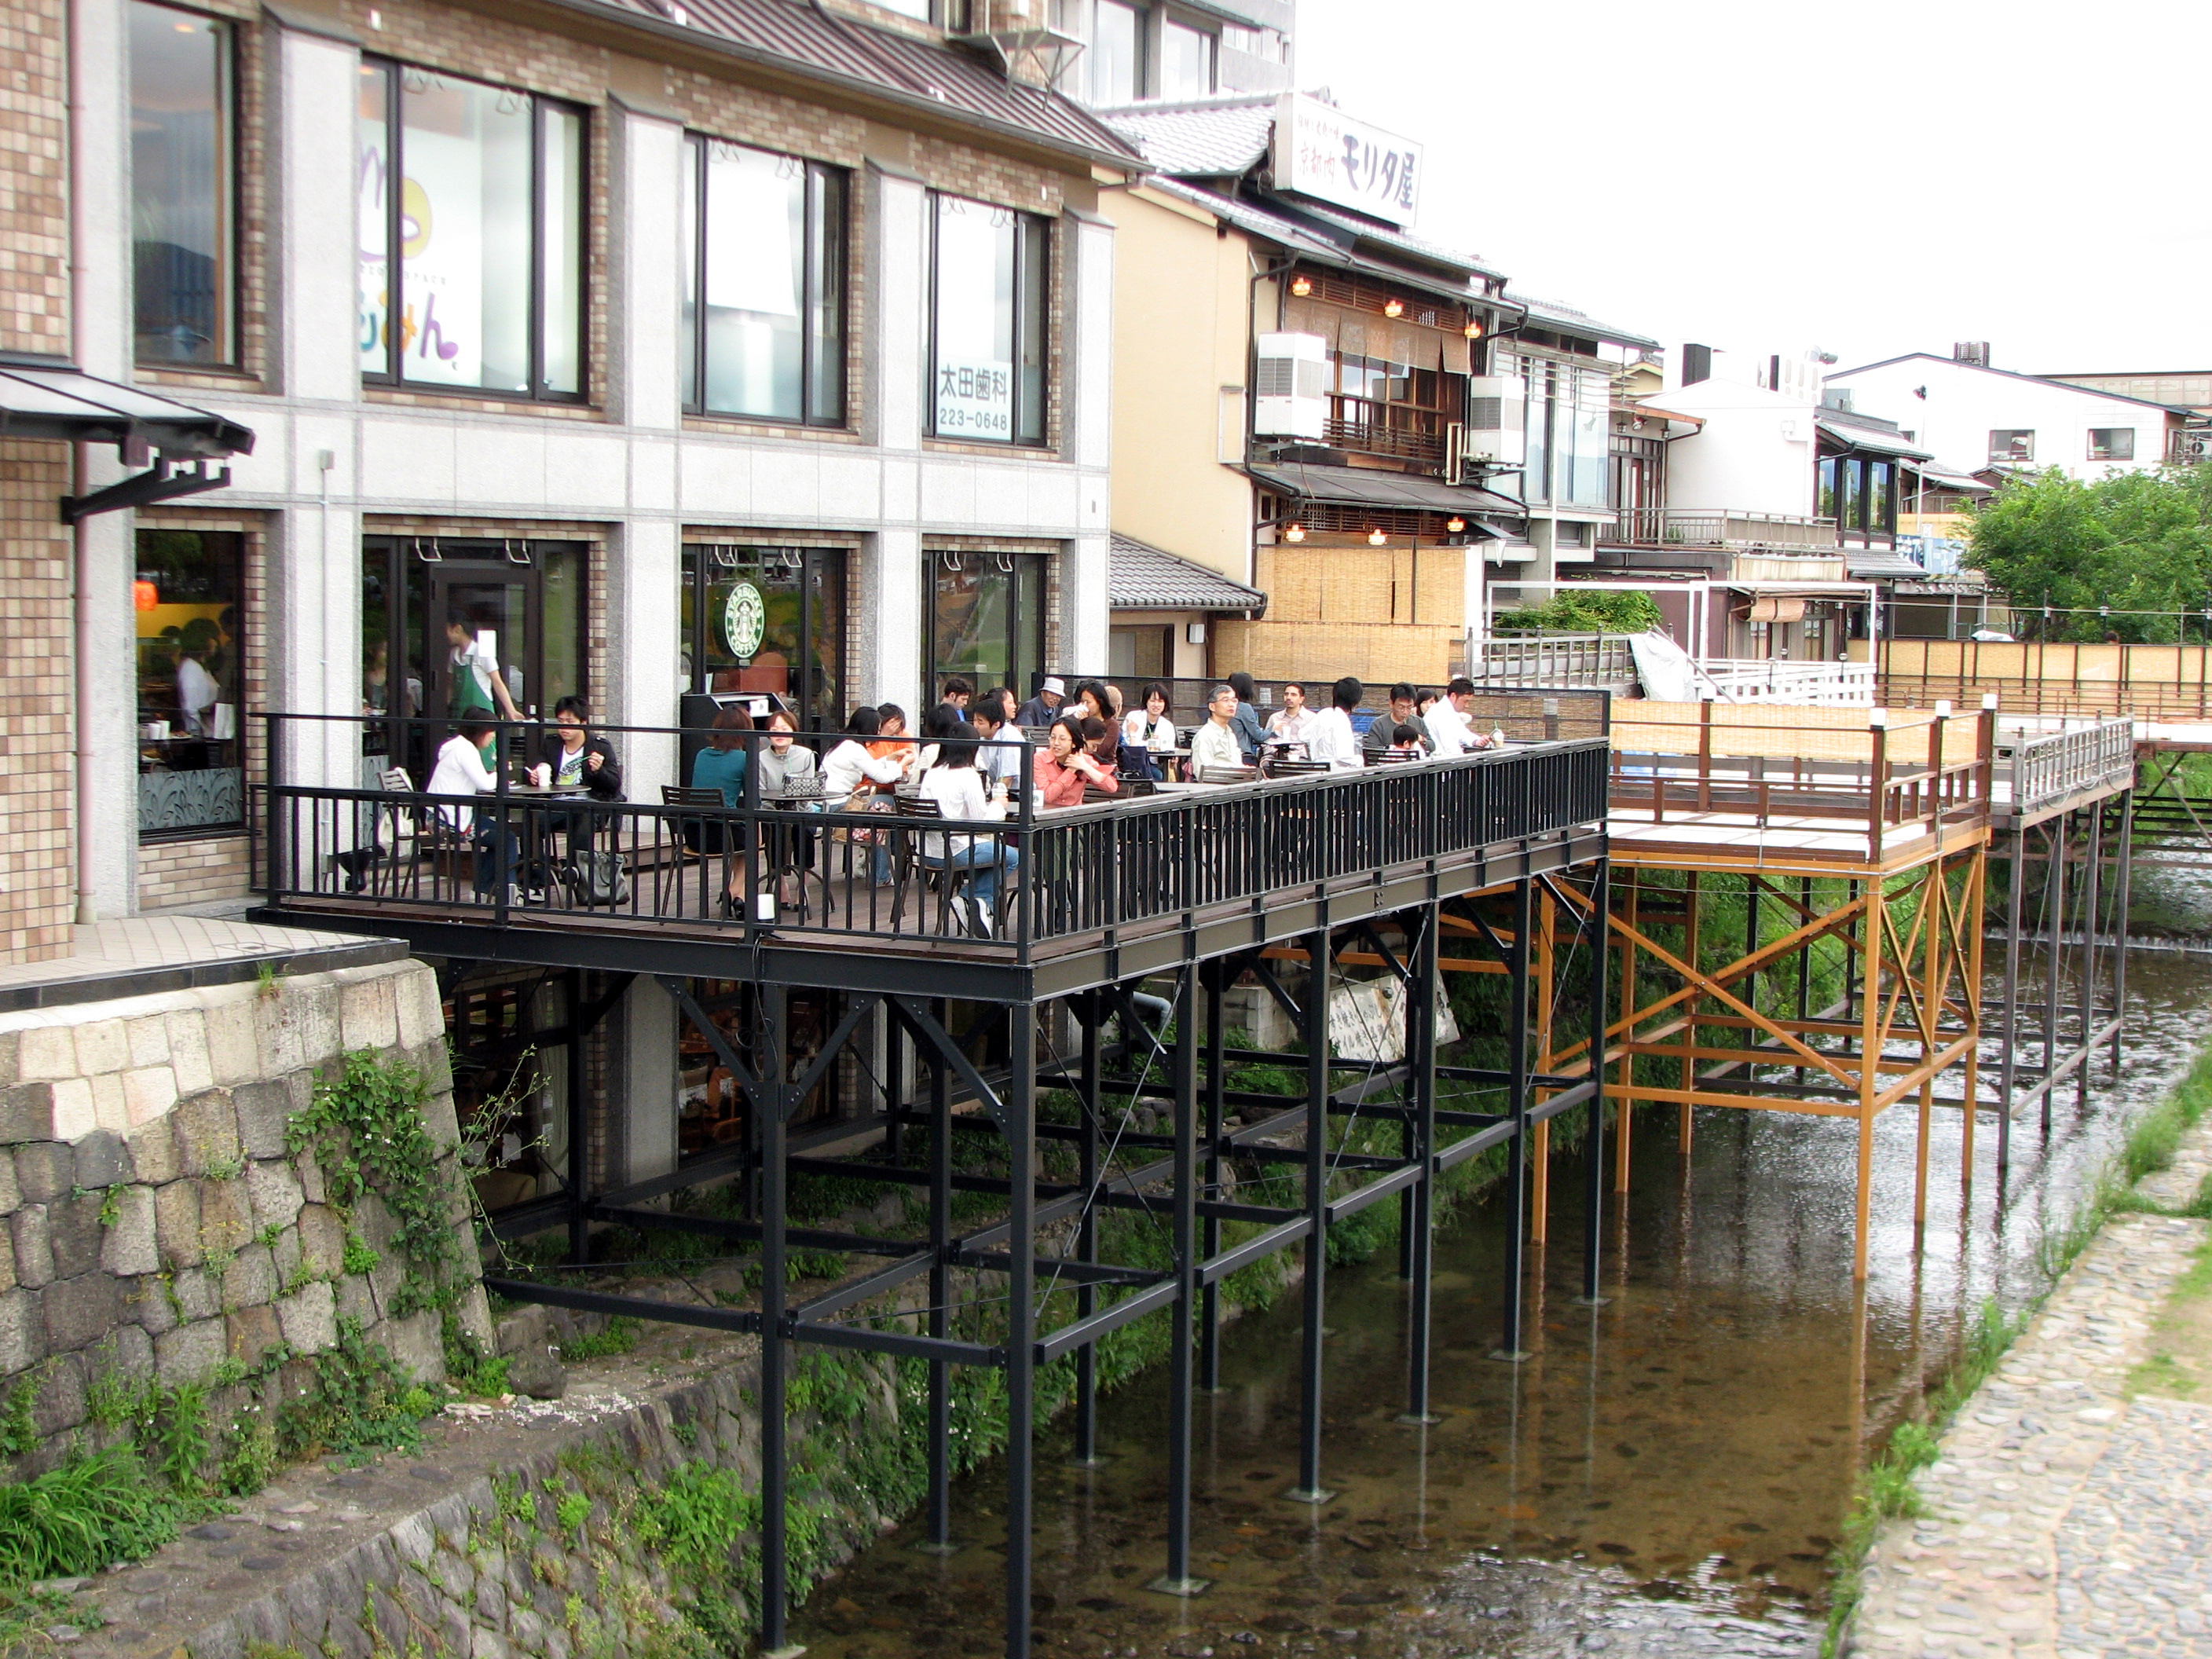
[1848,1116,2212,1659]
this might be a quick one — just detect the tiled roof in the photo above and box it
[567,0,1142,167]
[1110,533,1267,611]
[1245,461,1522,520]
[1101,95,1277,177]
[1510,292,1660,351]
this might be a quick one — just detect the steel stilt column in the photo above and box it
[1155,970,1207,1596]
[922,999,955,1550]
[1581,857,1610,1306]
[568,973,591,1266]
[1499,879,1533,1361]
[1071,994,1104,1468]
[1288,928,1335,1505]
[1401,905,1441,1424]
[2044,816,2066,1138]
[2111,787,2134,1074]
[2078,802,2104,1111]
[1998,823,2024,1177]
[759,983,793,1654]
[1201,966,1225,1392]
[1002,1007,1038,1659]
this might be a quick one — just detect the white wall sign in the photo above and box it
[1273,95,1423,228]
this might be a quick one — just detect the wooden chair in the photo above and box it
[1197,765,1258,785]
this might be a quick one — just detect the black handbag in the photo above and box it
[566,848,632,907]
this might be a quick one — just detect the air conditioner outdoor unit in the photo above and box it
[1463,374,1528,467]
[1254,332,1329,441]
[2184,432,2212,463]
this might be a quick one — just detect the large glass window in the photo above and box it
[1158,18,1214,99]
[1989,429,2034,462]
[929,551,1046,701]
[357,61,585,399]
[1087,1,1141,104]
[679,546,847,732]
[136,530,244,839]
[931,196,1049,445]
[130,3,233,366]
[680,137,845,425]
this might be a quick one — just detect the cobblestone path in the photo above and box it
[1849,1119,2212,1659]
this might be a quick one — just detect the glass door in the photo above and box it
[362,537,585,780]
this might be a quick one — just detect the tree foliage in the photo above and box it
[1497,588,1663,635]
[1968,463,2212,641]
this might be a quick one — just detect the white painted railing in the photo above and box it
[1698,658,1877,706]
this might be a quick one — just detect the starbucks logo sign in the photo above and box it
[721,579,766,663]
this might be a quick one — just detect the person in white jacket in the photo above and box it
[821,705,912,884]
[916,736,1021,935]
[425,722,517,897]
[1304,676,1364,771]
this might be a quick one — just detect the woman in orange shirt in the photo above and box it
[1034,718,1118,808]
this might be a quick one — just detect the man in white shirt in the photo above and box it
[1305,677,1363,771]
[1188,685,1247,775]
[1424,676,1490,756]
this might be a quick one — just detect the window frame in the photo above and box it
[680,133,848,429]
[357,59,589,404]
[926,195,1052,448]
[2088,427,2136,461]
[1988,429,2035,462]
[129,1,240,370]
[135,528,247,843]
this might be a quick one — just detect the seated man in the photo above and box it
[1364,682,1429,764]
[538,696,624,859]
[1188,684,1248,776]
[1015,676,1067,729]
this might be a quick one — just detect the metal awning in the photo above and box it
[0,362,254,456]
[1815,419,1932,460]
[1245,460,1520,526]
[0,361,256,523]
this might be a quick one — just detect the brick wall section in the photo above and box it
[0,0,68,359]
[0,445,77,965]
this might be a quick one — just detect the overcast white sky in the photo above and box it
[1295,0,2212,375]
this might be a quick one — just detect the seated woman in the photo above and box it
[426,719,515,899]
[756,708,821,883]
[822,706,911,884]
[1122,682,1174,782]
[916,734,1021,936]
[1035,717,1118,808]
[1072,681,1125,775]
[687,707,753,914]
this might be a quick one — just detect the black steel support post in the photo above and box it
[1003,1006,1038,1659]
[2044,815,2067,1137]
[922,1000,954,1552]
[1072,994,1104,1467]
[1581,858,1610,1305]
[2078,802,2104,1109]
[759,983,793,1656]
[2112,788,2134,1073]
[1400,905,1440,1424]
[1998,822,2025,1175]
[1288,928,1334,1505]
[1497,878,1533,1362]
[1154,969,1207,1595]
[1201,965,1225,1393]
[1795,876,1813,1091]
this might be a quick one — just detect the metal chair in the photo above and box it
[891,794,974,933]
[1265,756,1330,778]
[661,786,728,914]
[1197,765,1258,785]
[1370,748,1419,765]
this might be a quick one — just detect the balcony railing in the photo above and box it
[1701,658,1876,706]
[261,716,1610,960]
[1610,507,1840,549]
[1998,718,2136,819]
[1324,396,1449,466]
[1470,634,1637,690]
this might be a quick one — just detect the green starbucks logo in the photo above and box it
[722,579,766,663]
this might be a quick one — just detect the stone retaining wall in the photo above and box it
[0,958,488,1472]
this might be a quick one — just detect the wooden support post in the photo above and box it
[1616,872,1639,1196]
[1856,877,1884,1281]
[1680,871,1700,1157]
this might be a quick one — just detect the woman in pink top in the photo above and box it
[1034,718,1117,808]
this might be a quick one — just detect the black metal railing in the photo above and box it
[259,715,1609,959]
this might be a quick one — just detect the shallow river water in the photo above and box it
[787,947,2212,1659]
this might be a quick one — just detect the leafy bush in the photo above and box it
[1494,589,1662,635]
